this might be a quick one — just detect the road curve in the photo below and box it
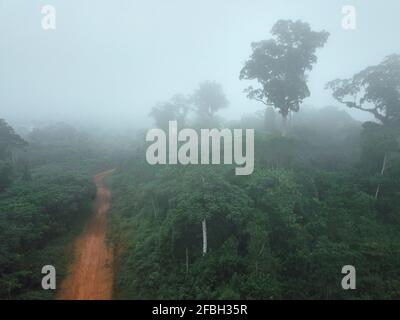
[57,169,115,300]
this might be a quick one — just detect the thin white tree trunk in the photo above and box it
[375,152,388,199]
[202,218,207,256]
[282,115,288,137]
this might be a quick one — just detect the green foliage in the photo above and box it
[0,119,28,191]
[327,54,400,127]
[240,20,329,120]
[0,119,28,161]
[109,115,400,299]
[0,120,114,299]
[0,169,95,299]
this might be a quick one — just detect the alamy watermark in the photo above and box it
[41,5,56,30]
[146,121,254,176]
[41,265,56,290]
[342,5,357,30]
[39,4,357,32]
[341,265,356,290]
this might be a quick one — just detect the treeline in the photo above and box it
[107,20,400,299]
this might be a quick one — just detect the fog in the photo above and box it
[3,1,400,301]
[1,0,399,129]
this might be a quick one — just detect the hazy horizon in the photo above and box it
[1,0,399,129]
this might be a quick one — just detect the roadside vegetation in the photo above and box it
[0,121,116,299]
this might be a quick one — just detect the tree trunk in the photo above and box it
[282,114,288,136]
[375,152,388,199]
[202,218,207,256]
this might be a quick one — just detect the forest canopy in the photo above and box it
[1,11,400,300]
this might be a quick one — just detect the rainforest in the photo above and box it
[1,0,400,301]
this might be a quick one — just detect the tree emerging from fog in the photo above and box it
[327,54,400,128]
[192,81,229,121]
[240,20,329,131]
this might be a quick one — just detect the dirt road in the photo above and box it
[57,169,115,300]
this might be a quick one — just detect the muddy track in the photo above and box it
[57,169,115,300]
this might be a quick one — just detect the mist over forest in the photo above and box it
[2,0,399,129]
[1,0,400,301]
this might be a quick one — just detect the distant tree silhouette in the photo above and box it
[240,20,329,133]
[327,54,400,199]
[0,119,27,191]
[192,81,229,119]
[149,94,190,130]
[0,119,27,161]
[327,54,400,128]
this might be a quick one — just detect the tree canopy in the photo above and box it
[150,94,190,130]
[0,119,27,161]
[327,54,400,127]
[240,20,329,126]
[192,81,229,119]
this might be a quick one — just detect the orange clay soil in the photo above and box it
[57,169,115,300]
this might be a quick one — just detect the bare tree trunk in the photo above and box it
[200,175,208,256]
[202,218,207,256]
[282,114,288,137]
[375,152,388,199]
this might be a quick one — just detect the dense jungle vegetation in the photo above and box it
[107,106,400,299]
[1,19,400,300]
[0,121,118,299]
[107,21,400,300]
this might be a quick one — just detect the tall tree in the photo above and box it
[192,81,229,120]
[173,168,251,257]
[326,54,400,128]
[327,54,400,198]
[149,94,190,130]
[240,20,329,132]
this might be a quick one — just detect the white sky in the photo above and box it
[1,0,399,128]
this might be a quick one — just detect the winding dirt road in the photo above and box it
[57,169,115,300]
